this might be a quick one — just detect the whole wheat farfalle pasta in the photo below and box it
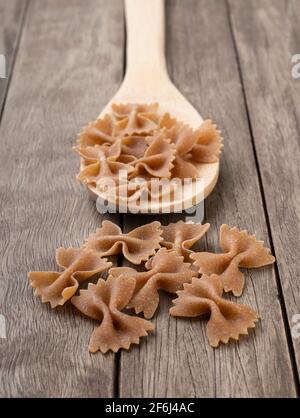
[110,248,196,319]
[159,113,223,179]
[75,144,135,188]
[77,114,117,148]
[160,113,196,153]
[75,104,223,201]
[71,273,154,353]
[112,103,160,136]
[129,132,176,178]
[84,220,162,264]
[160,113,223,162]
[159,114,200,179]
[80,129,148,161]
[190,119,223,163]
[190,224,275,296]
[170,274,259,347]
[161,220,210,260]
[28,219,274,352]
[78,104,160,149]
[121,134,149,159]
[28,248,112,308]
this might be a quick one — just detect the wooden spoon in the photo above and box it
[84,0,219,213]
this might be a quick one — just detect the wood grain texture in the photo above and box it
[119,0,297,398]
[0,0,27,118]
[0,0,298,399]
[228,0,300,377]
[0,0,124,397]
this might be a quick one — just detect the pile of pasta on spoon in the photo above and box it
[74,103,223,202]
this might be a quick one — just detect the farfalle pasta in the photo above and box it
[190,120,223,163]
[170,274,259,347]
[110,248,196,319]
[112,103,160,136]
[84,220,162,264]
[121,134,149,159]
[75,103,223,201]
[28,220,163,310]
[190,224,275,296]
[75,144,135,188]
[28,248,111,308]
[71,273,154,353]
[78,114,116,147]
[161,220,210,260]
[159,113,223,179]
[159,113,222,162]
[28,220,276,352]
[130,132,176,178]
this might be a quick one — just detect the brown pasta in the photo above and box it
[159,114,199,179]
[71,273,154,353]
[112,103,160,136]
[170,155,200,180]
[28,248,112,308]
[190,119,223,163]
[161,220,210,260]
[160,113,223,163]
[84,220,163,264]
[170,274,259,347]
[77,114,117,147]
[159,113,223,179]
[130,132,176,178]
[28,220,271,352]
[190,224,275,296]
[159,113,196,156]
[75,144,135,188]
[121,134,148,159]
[75,104,223,201]
[110,248,196,319]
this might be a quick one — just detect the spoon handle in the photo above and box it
[124,0,169,82]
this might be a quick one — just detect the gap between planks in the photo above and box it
[226,0,300,395]
[0,0,29,122]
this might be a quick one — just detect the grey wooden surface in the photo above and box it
[0,0,299,398]
[0,0,27,117]
[228,0,300,373]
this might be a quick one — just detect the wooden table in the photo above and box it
[0,0,299,398]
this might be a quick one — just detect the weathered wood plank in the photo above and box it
[0,0,27,119]
[0,0,124,397]
[228,0,300,380]
[119,0,296,397]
